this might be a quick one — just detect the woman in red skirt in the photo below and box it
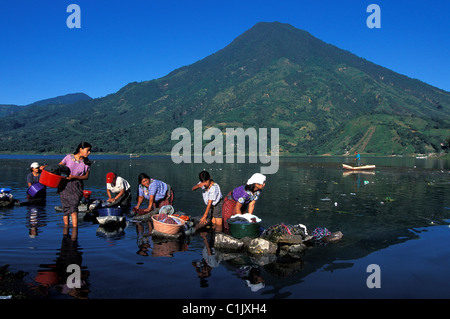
[222,173,266,231]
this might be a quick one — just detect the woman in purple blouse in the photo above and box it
[222,173,266,231]
[58,142,92,227]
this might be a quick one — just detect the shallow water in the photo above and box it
[0,155,449,299]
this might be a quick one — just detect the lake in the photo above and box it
[0,155,449,301]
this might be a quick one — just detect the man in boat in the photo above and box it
[354,151,361,167]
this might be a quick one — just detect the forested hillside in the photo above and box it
[1,22,449,155]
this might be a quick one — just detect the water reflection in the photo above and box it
[1,155,450,298]
[34,227,90,298]
[25,206,47,238]
[132,220,190,257]
[95,224,127,240]
[192,231,219,288]
[135,220,152,257]
[152,238,189,257]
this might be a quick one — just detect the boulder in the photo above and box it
[214,228,343,260]
[322,231,343,243]
[274,234,304,245]
[214,233,244,251]
[247,238,277,255]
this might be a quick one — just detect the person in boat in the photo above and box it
[192,171,223,232]
[222,173,266,231]
[354,151,361,167]
[134,173,174,214]
[106,172,131,207]
[58,142,92,227]
[26,162,47,202]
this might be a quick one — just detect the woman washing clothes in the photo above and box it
[25,162,47,203]
[192,170,223,232]
[58,142,92,227]
[134,173,174,214]
[106,172,131,207]
[27,162,44,187]
[222,173,266,231]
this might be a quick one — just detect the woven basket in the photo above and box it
[151,215,185,235]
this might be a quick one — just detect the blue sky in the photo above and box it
[1,0,449,105]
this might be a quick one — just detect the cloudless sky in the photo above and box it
[1,0,449,105]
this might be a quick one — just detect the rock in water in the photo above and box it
[214,233,244,251]
[247,238,277,255]
[322,231,343,243]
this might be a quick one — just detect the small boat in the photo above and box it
[129,153,140,158]
[342,164,376,170]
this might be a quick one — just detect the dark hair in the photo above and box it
[73,142,92,166]
[245,184,258,193]
[138,173,150,184]
[199,171,211,182]
[136,173,151,200]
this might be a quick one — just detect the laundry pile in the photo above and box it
[311,227,331,240]
[261,223,308,238]
[0,188,15,208]
[153,213,183,225]
[172,214,190,222]
[228,213,262,224]
[43,164,71,177]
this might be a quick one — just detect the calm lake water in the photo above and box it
[0,155,449,299]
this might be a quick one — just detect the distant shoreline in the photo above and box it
[0,152,448,159]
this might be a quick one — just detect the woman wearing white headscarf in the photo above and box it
[221,173,266,231]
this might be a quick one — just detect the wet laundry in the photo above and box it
[154,213,183,225]
[228,213,262,224]
[43,164,71,177]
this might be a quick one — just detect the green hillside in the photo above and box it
[0,93,91,118]
[0,22,449,155]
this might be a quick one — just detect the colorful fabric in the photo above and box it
[261,223,308,237]
[59,179,83,216]
[155,186,174,208]
[222,191,246,230]
[232,185,260,205]
[311,227,331,240]
[61,154,90,176]
[138,179,168,201]
[154,213,182,225]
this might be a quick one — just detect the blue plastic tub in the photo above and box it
[27,183,46,197]
[98,206,128,217]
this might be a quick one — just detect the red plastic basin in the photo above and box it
[39,170,65,188]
